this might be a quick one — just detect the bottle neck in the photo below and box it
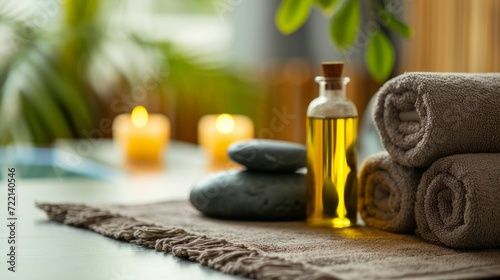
[319,87,346,99]
[316,76,350,99]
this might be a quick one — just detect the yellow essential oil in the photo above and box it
[306,116,358,228]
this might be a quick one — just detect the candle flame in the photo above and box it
[131,106,148,128]
[215,114,235,134]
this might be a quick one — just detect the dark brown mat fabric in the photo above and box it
[37,201,500,280]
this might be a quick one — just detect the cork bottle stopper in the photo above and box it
[321,61,344,78]
[321,61,344,89]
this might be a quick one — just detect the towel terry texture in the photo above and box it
[373,72,500,167]
[415,154,500,250]
[358,152,422,233]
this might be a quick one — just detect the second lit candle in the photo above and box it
[198,114,254,162]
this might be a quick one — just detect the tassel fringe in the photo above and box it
[36,203,337,280]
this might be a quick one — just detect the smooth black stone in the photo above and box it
[228,139,306,172]
[190,170,306,221]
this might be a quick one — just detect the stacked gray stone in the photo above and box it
[190,139,307,221]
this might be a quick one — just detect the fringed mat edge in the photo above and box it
[36,203,337,280]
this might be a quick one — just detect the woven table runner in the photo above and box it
[37,201,500,280]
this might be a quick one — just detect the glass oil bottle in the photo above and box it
[306,62,358,228]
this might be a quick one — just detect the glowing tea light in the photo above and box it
[198,114,254,162]
[131,106,148,127]
[215,114,235,134]
[113,106,170,162]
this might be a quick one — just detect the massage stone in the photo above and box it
[190,170,306,221]
[228,139,306,172]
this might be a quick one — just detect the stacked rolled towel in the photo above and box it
[358,152,422,233]
[415,154,500,249]
[358,72,500,249]
[374,72,500,168]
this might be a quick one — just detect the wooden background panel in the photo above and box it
[400,0,500,72]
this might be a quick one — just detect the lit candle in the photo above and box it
[198,114,254,162]
[113,106,170,162]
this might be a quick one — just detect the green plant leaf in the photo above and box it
[27,44,94,134]
[313,0,339,10]
[374,4,412,38]
[384,15,412,38]
[365,31,395,83]
[330,0,361,50]
[65,0,100,27]
[275,0,313,35]
[20,93,48,144]
[14,57,74,139]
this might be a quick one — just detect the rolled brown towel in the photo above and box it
[374,72,500,167]
[358,152,422,233]
[415,154,500,249]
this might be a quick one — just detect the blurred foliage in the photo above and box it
[275,0,412,82]
[151,0,215,14]
[0,0,256,145]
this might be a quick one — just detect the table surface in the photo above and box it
[0,140,243,280]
